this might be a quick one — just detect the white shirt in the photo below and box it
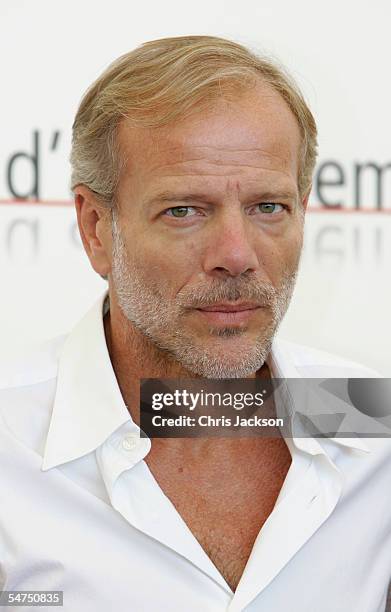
[0,291,390,612]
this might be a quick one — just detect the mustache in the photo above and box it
[175,275,287,309]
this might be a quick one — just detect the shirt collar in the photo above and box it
[267,338,370,455]
[41,290,369,471]
[41,291,131,471]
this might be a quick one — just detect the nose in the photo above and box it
[203,209,259,278]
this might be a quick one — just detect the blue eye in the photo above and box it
[257,203,284,213]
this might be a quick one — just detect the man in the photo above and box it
[0,35,390,612]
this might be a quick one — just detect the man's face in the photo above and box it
[110,83,306,378]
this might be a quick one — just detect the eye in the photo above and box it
[164,206,197,218]
[256,203,285,214]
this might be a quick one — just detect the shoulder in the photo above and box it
[272,338,391,459]
[0,335,66,452]
[0,335,66,390]
[271,337,381,378]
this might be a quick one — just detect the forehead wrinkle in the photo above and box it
[148,145,292,166]
[146,154,295,177]
[147,168,297,182]
[152,143,287,155]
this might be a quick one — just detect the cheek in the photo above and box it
[132,236,201,295]
[278,228,304,273]
[255,225,303,281]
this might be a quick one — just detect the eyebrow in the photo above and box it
[148,191,213,204]
[146,189,298,206]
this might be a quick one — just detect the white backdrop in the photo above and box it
[0,0,390,374]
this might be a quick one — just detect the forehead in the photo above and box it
[117,83,302,193]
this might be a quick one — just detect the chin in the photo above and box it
[175,338,271,379]
[186,360,264,380]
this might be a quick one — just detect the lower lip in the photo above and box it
[195,307,262,325]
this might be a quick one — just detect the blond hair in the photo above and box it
[71,35,317,207]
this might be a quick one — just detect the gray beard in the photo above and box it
[110,214,301,378]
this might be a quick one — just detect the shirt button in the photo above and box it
[122,435,139,451]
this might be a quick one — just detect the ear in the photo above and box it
[74,185,112,278]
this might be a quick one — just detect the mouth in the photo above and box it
[195,302,263,325]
